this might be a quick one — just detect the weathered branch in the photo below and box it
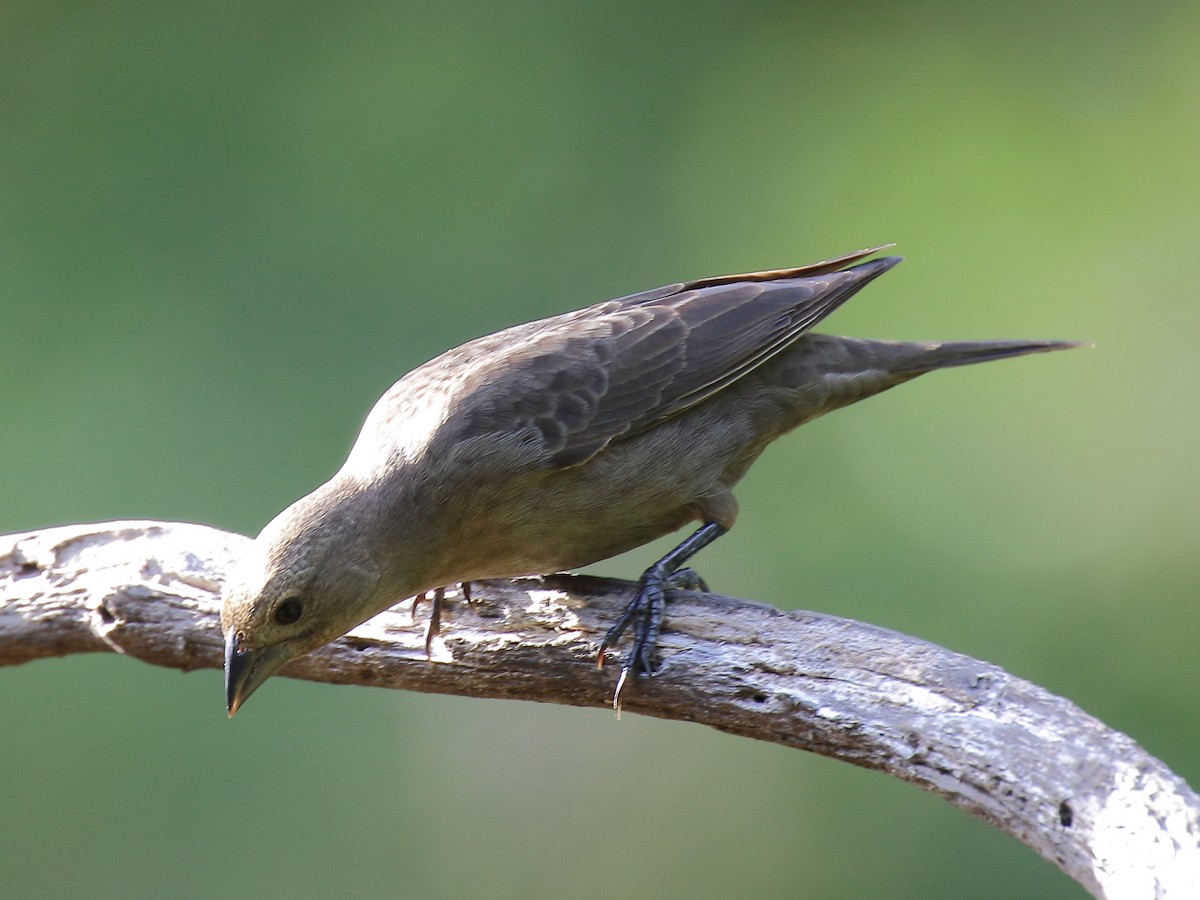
[1,521,1196,897]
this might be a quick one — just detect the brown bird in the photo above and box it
[221,246,1080,714]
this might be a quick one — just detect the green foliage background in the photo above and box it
[3,3,1198,898]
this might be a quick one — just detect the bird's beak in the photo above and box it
[225,632,294,718]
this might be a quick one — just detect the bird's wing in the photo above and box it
[450,246,899,468]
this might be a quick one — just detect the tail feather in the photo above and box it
[891,339,1089,373]
[762,335,1088,429]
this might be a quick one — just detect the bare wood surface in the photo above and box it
[2,520,1197,898]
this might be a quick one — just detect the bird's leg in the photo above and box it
[597,522,726,708]
[412,584,478,656]
[423,586,445,655]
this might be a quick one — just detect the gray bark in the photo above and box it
[2,520,1197,898]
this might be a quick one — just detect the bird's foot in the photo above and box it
[595,521,726,712]
[412,583,474,655]
[596,567,705,713]
[666,567,708,593]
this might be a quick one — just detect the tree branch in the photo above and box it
[1,520,1196,897]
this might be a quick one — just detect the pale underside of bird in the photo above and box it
[221,245,1082,714]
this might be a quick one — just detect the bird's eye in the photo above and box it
[273,596,304,626]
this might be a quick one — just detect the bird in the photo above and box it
[221,245,1081,715]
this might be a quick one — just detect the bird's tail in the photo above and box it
[763,334,1088,432]
[883,338,1089,373]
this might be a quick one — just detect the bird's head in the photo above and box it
[221,487,382,717]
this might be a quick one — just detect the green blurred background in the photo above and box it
[3,2,1197,897]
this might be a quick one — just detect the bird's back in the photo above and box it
[353,248,903,476]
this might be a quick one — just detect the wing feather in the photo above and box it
[444,248,901,468]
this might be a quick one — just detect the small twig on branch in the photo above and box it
[1,520,1197,898]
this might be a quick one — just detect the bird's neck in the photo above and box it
[320,469,454,608]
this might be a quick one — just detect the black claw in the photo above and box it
[597,599,640,660]
[597,521,727,710]
[603,572,668,712]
